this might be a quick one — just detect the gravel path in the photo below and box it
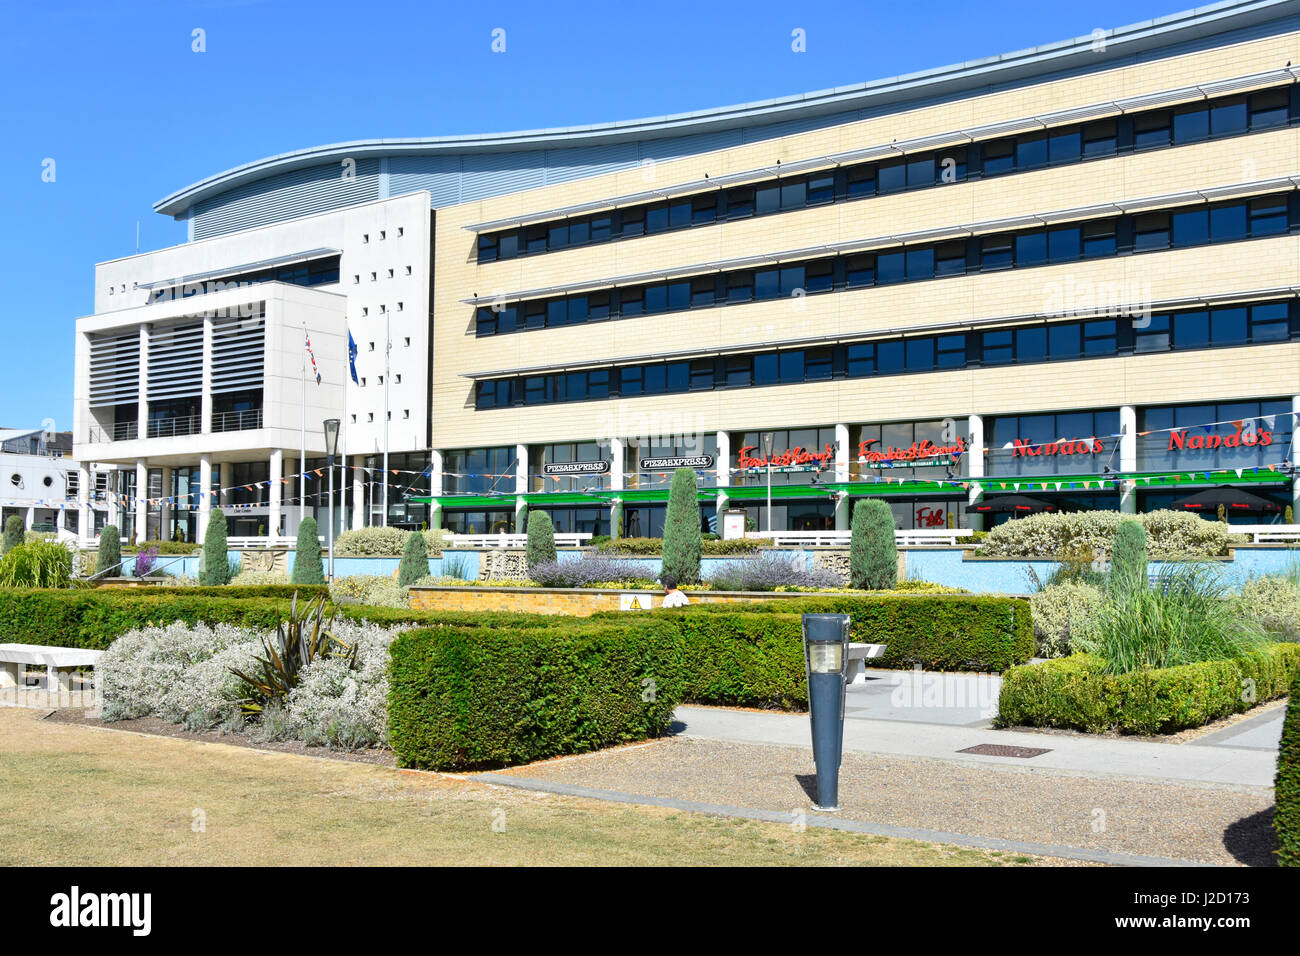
[495,736,1277,866]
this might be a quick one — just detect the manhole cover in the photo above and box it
[957,743,1051,758]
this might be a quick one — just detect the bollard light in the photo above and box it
[802,612,851,812]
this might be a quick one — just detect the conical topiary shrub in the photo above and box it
[526,510,556,575]
[2,515,22,555]
[661,468,702,585]
[850,498,897,590]
[1111,518,1147,592]
[292,516,325,584]
[97,524,121,577]
[200,508,231,585]
[398,529,428,587]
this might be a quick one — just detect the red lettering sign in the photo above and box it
[1167,425,1272,451]
[1011,437,1105,458]
[856,437,966,464]
[914,506,946,527]
[737,443,835,470]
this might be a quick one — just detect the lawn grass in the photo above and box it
[0,708,1058,866]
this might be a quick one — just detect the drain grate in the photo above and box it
[958,743,1051,758]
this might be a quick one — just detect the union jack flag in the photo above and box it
[304,331,322,385]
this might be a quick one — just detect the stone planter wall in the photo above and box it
[408,585,811,616]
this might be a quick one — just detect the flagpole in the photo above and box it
[299,319,306,524]
[382,312,390,527]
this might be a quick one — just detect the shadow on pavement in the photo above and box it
[1222,808,1277,867]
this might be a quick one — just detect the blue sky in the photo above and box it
[0,0,1186,429]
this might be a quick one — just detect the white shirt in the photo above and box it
[661,589,691,608]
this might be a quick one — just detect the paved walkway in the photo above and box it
[475,687,1288,866]
[677,703,1282,787]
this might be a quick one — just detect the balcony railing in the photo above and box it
[86,421,138,443]
[147,414,202,439]
[85,408,263,443]
[212,408,262,432]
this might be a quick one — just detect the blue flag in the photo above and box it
[347,330,359,384]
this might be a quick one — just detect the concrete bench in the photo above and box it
[0,644,103,708]
[846,643,887,683]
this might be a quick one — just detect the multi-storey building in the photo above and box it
[72,0,1300,541]
[0,429,109,538]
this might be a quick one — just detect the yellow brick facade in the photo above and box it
[425,18,1300,527]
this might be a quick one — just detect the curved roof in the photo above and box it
[154,0,1300,226]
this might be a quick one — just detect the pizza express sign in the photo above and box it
[541,461,610,476]
[639,455,715,470]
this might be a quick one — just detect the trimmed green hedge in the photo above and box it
[683,594,1033,673]
[388,620,684,770]
[0,588,564,650]
[996,644,1300,735]
[649,611,807,709]
[1277,667,1300,866]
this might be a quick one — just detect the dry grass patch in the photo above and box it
[0,709,1061,866]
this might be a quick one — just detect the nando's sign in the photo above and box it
[1010,437,1105,458]
[1167,423,1272,450]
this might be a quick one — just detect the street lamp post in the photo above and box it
[323,418,340,581]
[366,455,376,528]
[762,432,775,535]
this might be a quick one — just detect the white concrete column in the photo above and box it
[834,423,851,531]
[715,431,730,488]
[201,315,214,434]
[515,443,529,495]
[966,414,986,531]
[197,454,212,544]
[609,437,625,492]
[608,438,625,537]
[107,470,120,530]
[1120,405,1138,515]
[159,466,172,541]
[430,450,444,497]
[137,324,149,439]
[269,449,283,538]
[219,461,232,509]
[715,430,732,524]
[1291,396,1300,519]
[24,506,34,531]
[78,466,91,545]
[350,456,364,530]
[56,507,66,532]
[134,459,147,544]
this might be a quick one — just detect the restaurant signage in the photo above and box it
[1167,425,1272,450]
[737,444,835,470]
[541,461,610,476]
[857,437,966,466]
[639,455,715,471]
[1010,437,1104,457]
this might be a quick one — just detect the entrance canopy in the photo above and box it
[1168,486,1283,515]
[972,494,1056,515]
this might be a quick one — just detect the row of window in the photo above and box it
[149,256,342,302]
[473,300,1298,409]
[473,192,1298,336]
[475,85,1297,263]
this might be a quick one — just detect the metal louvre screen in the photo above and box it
[146,321,204,401]
[211,313,265,394]
[88,332,140,408]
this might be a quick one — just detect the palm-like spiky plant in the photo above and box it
[229,592,356,714]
